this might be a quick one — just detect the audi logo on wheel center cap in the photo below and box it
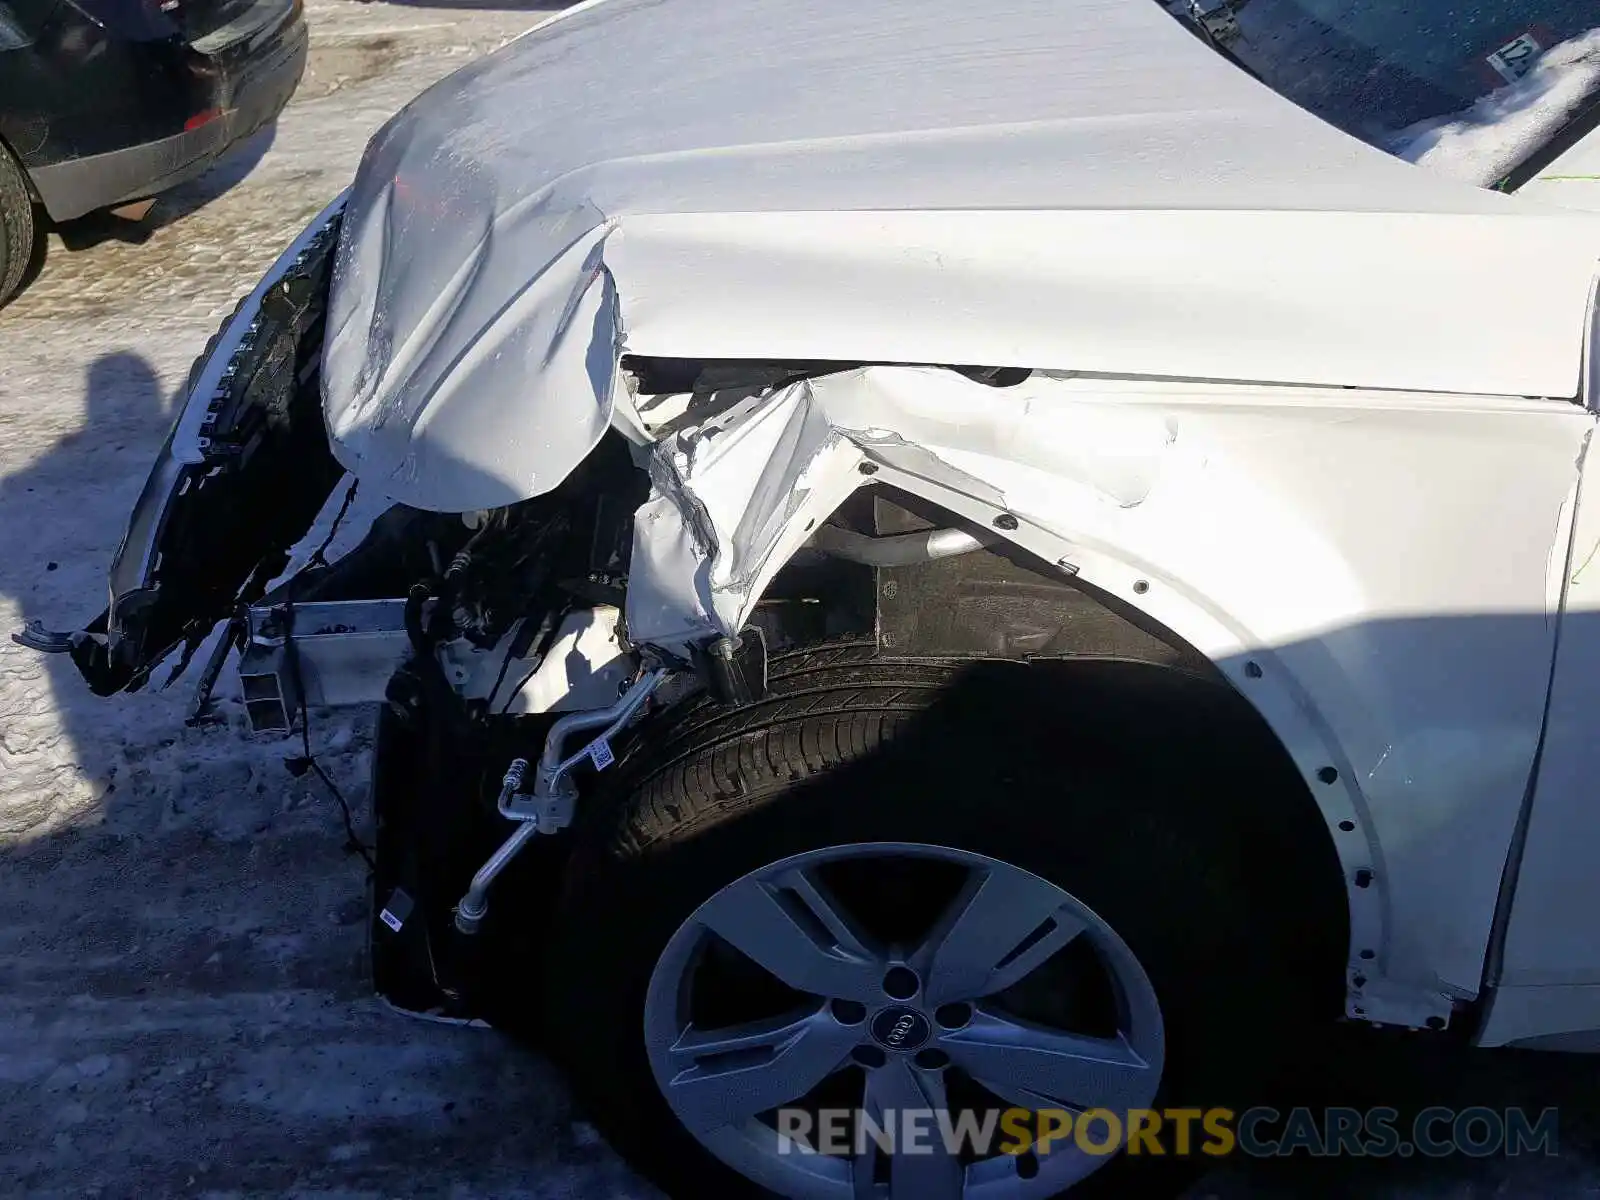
[869,1006,933,1051]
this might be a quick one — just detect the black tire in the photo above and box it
[546,649,1343,1198]
[0,141,38,308]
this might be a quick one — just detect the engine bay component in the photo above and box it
[454,668,670,935]
[807,523,991,567]
[507,667,670,831]
[691,629,768,707]
[238,599,410,732]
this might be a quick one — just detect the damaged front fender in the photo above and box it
[623,366,1177,650]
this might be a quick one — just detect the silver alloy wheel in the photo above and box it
[643,842,1165,1199]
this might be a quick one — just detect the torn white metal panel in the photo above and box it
[327,218,620,512]
[626,383,864,648]
[321,0,1600,512]
[624,367,1181,647]
[628,364,1595,1006]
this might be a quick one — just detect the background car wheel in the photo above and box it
[546,651,1344,1198]
[0,141,38,308]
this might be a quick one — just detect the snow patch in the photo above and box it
[1394,27,1600,184]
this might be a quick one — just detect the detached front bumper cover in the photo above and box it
[14,197,347,695]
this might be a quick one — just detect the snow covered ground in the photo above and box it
[0,4,653,1196]
[1,1,1598,1195]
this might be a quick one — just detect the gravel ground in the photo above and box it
[2,2,1599,1196]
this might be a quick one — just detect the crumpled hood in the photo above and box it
[322,0,1600,513]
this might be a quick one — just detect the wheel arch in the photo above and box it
[761,469,1420,1029]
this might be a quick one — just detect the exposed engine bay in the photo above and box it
[319,485,1189,1017]
[238,381,1191,1020]
[12,203,1196,1022]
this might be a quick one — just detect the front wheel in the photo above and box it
[0,141,38,308]
[546,653,1333,1198]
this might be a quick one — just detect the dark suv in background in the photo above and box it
[0,0,307,305]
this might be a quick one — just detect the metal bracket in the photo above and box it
[12,620,78,654]
[238,598,411,731]
[1188,0,1245,45]
[187,614,245,725]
